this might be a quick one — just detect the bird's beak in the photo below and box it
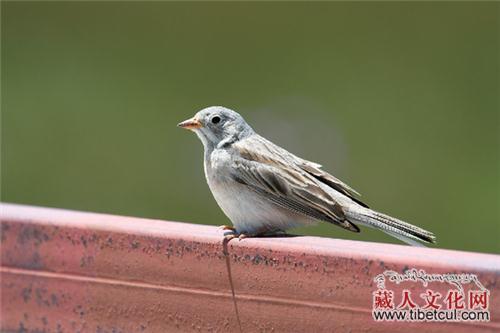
[177,117,202,130]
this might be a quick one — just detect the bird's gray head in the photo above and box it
[178,106,254,149]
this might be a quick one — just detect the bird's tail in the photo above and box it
[346,208,436,247]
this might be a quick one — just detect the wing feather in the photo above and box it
[235,135,368,208]
[231,138,360,232]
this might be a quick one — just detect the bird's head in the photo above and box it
[178,106,254,149]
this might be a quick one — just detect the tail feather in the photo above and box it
[347,209,436,246]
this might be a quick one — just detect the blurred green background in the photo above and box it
[2,2,498,253]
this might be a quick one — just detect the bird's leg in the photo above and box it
[221,225,239,241]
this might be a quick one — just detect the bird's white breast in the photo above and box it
[204,149,313,234]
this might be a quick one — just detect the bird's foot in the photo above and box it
[224,233,249,241]
[222,228,250,241]
[222,225,239,240]
[224,233,237,241]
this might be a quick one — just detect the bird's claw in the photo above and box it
[224,233,238,241]
[223,230,249,241]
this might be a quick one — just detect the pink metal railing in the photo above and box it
[1,203,499,332]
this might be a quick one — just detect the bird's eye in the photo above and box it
[211,116,221,124]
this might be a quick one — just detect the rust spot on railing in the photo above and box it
[1,203,499,332]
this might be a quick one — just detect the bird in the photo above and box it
[177,106,436,246]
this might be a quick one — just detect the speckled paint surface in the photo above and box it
[1,203,499,332]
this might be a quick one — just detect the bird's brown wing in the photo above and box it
[231,137,360,232]
[234,135,368,208]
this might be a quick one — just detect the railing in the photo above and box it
[1,203,499,332]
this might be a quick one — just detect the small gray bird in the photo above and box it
[178,106,436,246]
